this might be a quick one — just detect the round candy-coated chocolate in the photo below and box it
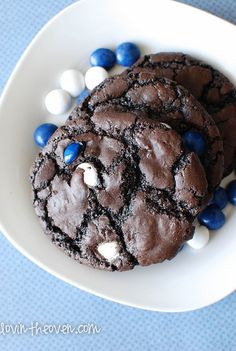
[64,143,82,165]
[60,69,85,97]
[182,130,206,157]
[45,89,72,115]
[34,123,57,148]
[116,42,141,67]
[76,89,90,105]
[85,66,109,90]
[198,205,225,230]
[227,180,236,205]
[187,225,209,249]
[209,187,228,210]
[90,48,116,69]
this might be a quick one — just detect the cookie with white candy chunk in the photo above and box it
[30,108,209,271]
[68,68,224,195]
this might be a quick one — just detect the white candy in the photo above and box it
[60,69,85,97]
[97,241,119,261]
[77,163,98,187]
[187,224,210,249]
[160,122,171,129]
[85,66,109,90]
[45,89,72,115]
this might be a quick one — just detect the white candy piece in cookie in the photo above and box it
[160,122,171,129]
[97,241,119,261]
[77,163,98,187]
[187,223,209,249]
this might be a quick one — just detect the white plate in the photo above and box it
[0,0,236,312]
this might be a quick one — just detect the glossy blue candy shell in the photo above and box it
[209,187,228,210]
[116,42,141,67]
[198,205,225,230]
[76,89,90,105]
[34,123,57,148]
[182,130,206,157]
[90,48,116,69]
[64,143,82,165]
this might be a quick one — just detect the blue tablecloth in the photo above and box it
[0,1,236,350]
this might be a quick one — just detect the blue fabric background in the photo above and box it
[0,1,236,350]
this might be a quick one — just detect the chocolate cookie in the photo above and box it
[30,110,208,271]
[68,71,224,193]
[133,52,236,176]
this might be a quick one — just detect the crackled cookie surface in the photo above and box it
[30,110,208,271]
[133,52,236,176]
[68,71,224,193]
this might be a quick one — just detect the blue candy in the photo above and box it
[34,123,57,148]
[227,180,236,205]
[64,143,82,165]
[182,130,206,157]
[76,89,90,105]
[90,48,116,69]
[198,205,225,230]
[116,42,141,67]
[209,186,228,210]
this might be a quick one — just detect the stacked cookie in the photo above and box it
[133,53,236,176]
[30,52,236,272]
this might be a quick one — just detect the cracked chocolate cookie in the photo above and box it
[30,110,208,271]
[68,71,224,193]
[133,52,236,176]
